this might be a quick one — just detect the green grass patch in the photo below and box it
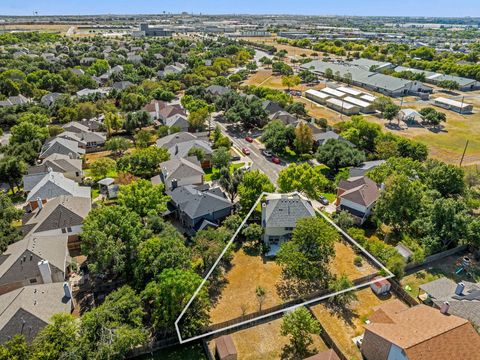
[320,192,336,203]
[204,162,245,182]
[91,188,100,199]
[134,343,207,360]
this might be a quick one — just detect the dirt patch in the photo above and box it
[208,316,328,360]
[330,241,377,279]
[310,288,399,360]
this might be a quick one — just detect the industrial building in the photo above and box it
[326,98,360,115]
[343,96,376,113]
[300,61,433,97]
[136,23,174,37]
[433,97,473,113]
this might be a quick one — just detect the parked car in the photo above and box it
[245,136,254,143]
[242,147,251,155]
[271,156,281,164]
[318,195,329,205]
[262,149,273,157]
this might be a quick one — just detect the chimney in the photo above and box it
[68,152,73,159]
[455,282,465,296]
[63,282,72,299]
[171,179,178,190]
[175,144,179,155]
[38,260,52,284]
[47,167,53,173]
[440,301,450,315]
[36,197,43,210]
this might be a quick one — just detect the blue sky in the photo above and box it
[1,0,479,17]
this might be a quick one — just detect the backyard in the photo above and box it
[208,316,328,360]
[310,287,400,360]
[135,343,207,360]
[208,238,379,325]
[401,251,480,298]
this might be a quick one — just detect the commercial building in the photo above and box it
[326,97,360,115]
[305,89,331,104]
[343,96,376,113]
[138,23,174,37]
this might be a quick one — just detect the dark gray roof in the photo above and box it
[313,131,353,146]
[156,132,198,149]
[40,138,85,159]
[168,185,232,220]
[159,157,204,183]
[262,100,284,115]
[26,172,91,202]
[271,111,298,125]
[262,193,315,228]
[419,277,480,327]
[206,85,230,96]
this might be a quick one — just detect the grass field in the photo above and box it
[3,24,73,33]
[310,288,399,360]
[208,316,328,360]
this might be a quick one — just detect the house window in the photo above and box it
[29,278,37,284]
[61,228,66,233]
[284,227,293,231]
[67,227,72,233]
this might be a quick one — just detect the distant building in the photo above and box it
[336,176,380,224]
[139,23,174,37]
[348,160,386,177]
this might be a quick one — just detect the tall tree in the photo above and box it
[281,307,321,358]
[277,163,329,199]
[294,122,314,154]
[117,179,169,218]
[238,170,275,213]
[0,192,23,252]
[218,167,244,202]
[316,139,365,173]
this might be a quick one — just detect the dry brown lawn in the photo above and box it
[209,241,378,325]
[208,317,328,360]
[3,24,73,33]
[310,288,400,360]
[241,36,319,58]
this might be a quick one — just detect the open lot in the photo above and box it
[208,316,328,360]
[310,287,400,360]
[401,251,480,298]
[209,239,378,325]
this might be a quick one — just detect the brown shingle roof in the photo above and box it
[338,176,379,207]
[216,335,237,359]
[365,304,480,360]
[304,349,340,360]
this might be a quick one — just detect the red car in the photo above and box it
[245,136,254,143]
[271,156,281,164]
[242,147,251,155]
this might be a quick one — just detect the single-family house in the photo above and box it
[152,157,204,191]
[112,81,134,91]
[304,349,340,360]
[40,92,63,107]
[361,302,480,360]
[159,104,187,122]
[22,195,91,251]
[39,138,85,160]
[348,160,386,178]
[336,176,380,224]
[24,154,83,187]
[167,185,233,235]
[156,132,213,168]
[205,85,231,97]
[261,193,315,256]
[0,282,73,343]
[25,172,90,210]
[165,114,189,132]
[313,131,353,147]
[0,95,31,107]
[418,277,480,328]
[262,100,284,115]
[270,111,298,126]
[0,234,69,296]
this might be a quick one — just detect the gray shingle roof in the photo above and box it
[40,138,85,159]
[262,193,315,228]
[159,157,204,183]
[26,172,91,202]
[156,132,198,149]
[168,185,232,220]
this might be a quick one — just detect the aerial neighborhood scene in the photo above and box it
[1,0,480,359]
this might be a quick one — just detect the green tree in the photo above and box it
[261,120,293,154]
[281,307,321,358]
[277,163,329,199]
[242,223,263,242]
[333,210,356,229]
[212,147,231,169]
[141,269,210,337]
[219,167,244,202]
[89,157,116,181]
[255,286,266,311]
[294,122,314,154]
[188,107,209,131]
[329,274,358,308]
[10,121,48,145]
[238,170,275,213]
[117,179,169,218]
[117,147,169,178]
[375,174,423,232]
[0,155,27,194]
[134,129,153,148]
[79,286,147,359]
[425,159,465,197]
[187,147,206,163]
[104,112,124,137]
[105,137,131,156]
[30,313,78,360]
[316,139,365,173]
[81,205,146,277]
[124,110,151,132]
[0,192,23,252]
[383,103,401,123]
[0,335,29,360]
[281,75,301,90]
[276,217,338,285]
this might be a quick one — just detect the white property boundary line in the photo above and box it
[175,192,395,344]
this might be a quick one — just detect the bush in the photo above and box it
[354,256,363,267]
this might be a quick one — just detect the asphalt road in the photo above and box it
[211,116,285,183]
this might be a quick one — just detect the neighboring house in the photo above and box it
[159,104,187,122]
[165,114,189,132]
[57,131,106,152]
[0,234,69,296]
[0,95,31,107]
[143,100,165,120]
[25,172,90,210]
[167,185,233,235]
[348,160,386,178]
[152,157,204,191]
[362,301,480,360]
[39,138,85,160]
[270,111,298,126]
[71,68,85,76]
[158,63,186,77]
[24,154,83,187]
[40,92,63,107]
[156,132,213,168]
[76,88,111,98]
[205,85,230,97]
[112,81,134,91]
[79,118,103,132]
[418,277,480,329]
[22,196,91,251]
[336,176,380,224]
[0,282,73,343]
[313,131,353,147]
[261,193,315,257]
[262,100,284,115]
[304,349,340,360]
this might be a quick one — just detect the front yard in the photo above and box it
[208,317,328,360]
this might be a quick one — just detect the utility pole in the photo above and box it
[460,96,465,115]
[460,139,469,167]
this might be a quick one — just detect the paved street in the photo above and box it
[211,116,285,183]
